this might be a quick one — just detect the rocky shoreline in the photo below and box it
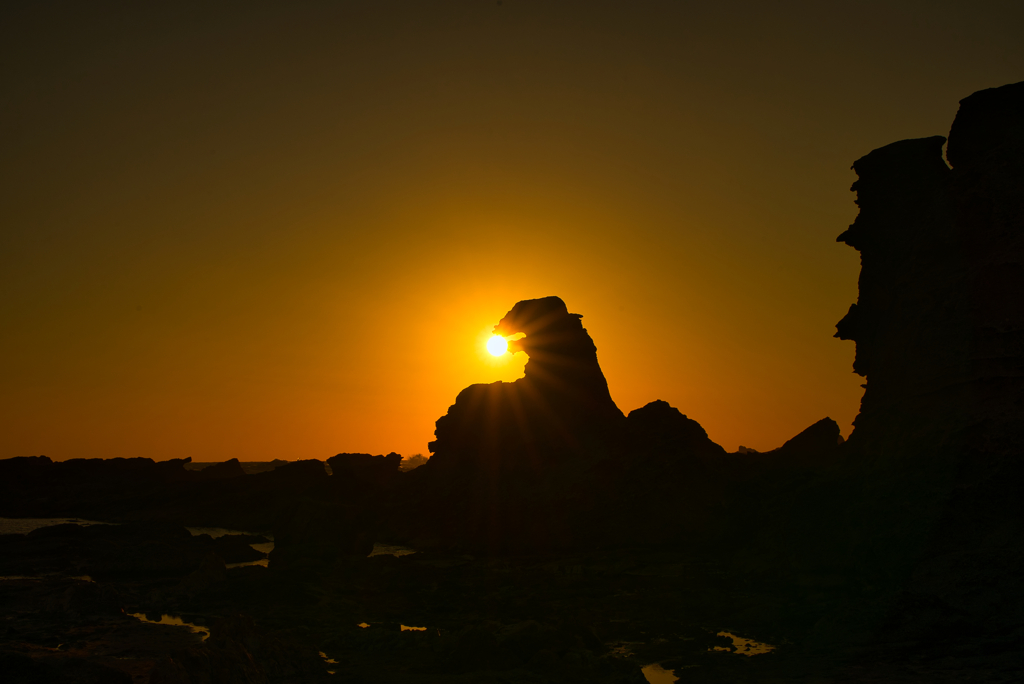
[3,80,1023,683]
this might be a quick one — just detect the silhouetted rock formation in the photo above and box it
[625,400,727,458]
[195,458,246,481]
[266,454,402,574]
[393,298,767,553]
[427,296,624,476]
[823,80,1024,658]
[768,417,841,464]
[327,452,402,487]
[834,134,961,440]
[392,297,634,552]
[493,297,622,422]
[837,81,1024,450]
[0,457,194,516]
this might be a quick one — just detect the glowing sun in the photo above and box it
[486,335,508,356]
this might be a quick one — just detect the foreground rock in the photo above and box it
[830,79,1024,659]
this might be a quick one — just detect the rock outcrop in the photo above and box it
[426,296,624,477]
[396,297,752,553]
[195,458,246,481]
[830,80,1024,655]
[625,400,727,459]
[327,452,402,487]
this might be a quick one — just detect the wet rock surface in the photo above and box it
[3,81,1024,682]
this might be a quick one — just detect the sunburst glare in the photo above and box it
[486,335,508,356]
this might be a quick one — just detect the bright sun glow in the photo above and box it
[486,335,508,356]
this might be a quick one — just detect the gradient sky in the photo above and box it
[3,1,1023,462]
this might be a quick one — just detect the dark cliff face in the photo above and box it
[425,296,624,477]
[837,81,1024,450]
[834,135,962,439]
[833,81,1024,647]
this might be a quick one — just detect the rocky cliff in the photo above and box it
[831,80,1024,657]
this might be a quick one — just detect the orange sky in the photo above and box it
[3,2,1023,461]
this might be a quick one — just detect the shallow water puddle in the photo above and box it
[318,651,338,675]
[128,613,210,641]
[225,557,269,569]
[368,543,416,557]
[642,662,678,684]
[608,641,644,657]
[187,526,275,567]
[185,526,269,539]
[356,622,426,632]
[711,631,776,656]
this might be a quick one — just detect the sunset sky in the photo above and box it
[3,1,1023,462]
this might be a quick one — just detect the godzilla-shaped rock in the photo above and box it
[426,296,624,476]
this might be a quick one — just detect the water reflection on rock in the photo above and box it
[187,526,274,567]
[128,612,210,641]
[368,542,416,557]
[319,650,339,675]
[641,662,678,684]
[714,631,776,656]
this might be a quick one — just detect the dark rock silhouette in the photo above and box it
[267,501,374,576]
[829,80,1024,660]
[0,651,133,684]
[399,453,428,471]
[625,400,727,458]
[327,452,402,487]
[397,296,638,552]
[194,458,245,481]
[147,615,332,684]
[769,416,841,464]
[392,297,638,552]
[426,296,624,476]
[267,453,401,574]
